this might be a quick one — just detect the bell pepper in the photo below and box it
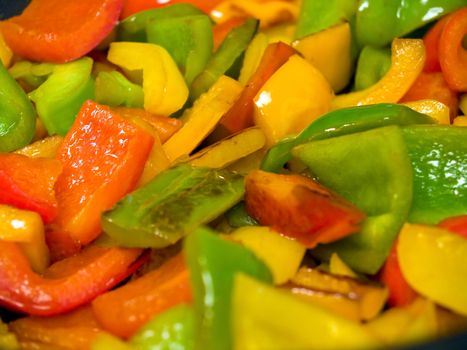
[121,0,220,19]
[245,170,366,249]
[92,253,191,338]
[189,127,266,169]
[398,223,467,316]
[226,202,258,228]
[51,101,153,255]
[93,304,195,350]
[354,45,391,91]
[0,205,49,274]
[163,75,243,163]
[233,273,378,350]
[213,41,296,139]
[230,226,306,284]
[0,318,18,350]
[0,62,36,153]
[329,252,358,278]
[293,22,353,92]
[261,103,434,173]
[184,227,272,350]
[14,135,63,159]
[95,71,144,108]
[401,72,459,121]
[102,164,244,248]
[0,241,144,316]
[254,54,333,146]
[0,33,12,68]
[213,17,247,52]
[29,57,95,136]
[0,0,123,63]
[108,42,188,116]
[146,14,213,85]
[8,61,54,90]
[117,3,205,42]
[294,126,413,274]
[423,14,450,73]
[355,0,465,48]
[332,38,425,109]
[403,100,450,125]
[402,125,467,224]
[190,18,258,101]
[0,153,62,224]
[10,306,103,350]
[439,215,467,238]
[294,0,355,40]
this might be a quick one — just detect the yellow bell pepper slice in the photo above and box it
[293,22,352,93]
[0,32,12,68]
[403,100,450,125]
[108,42,188,116]
[233,273,378,350]
[453,116,467,126]
[163,75,243,163]
[254,54,333,146]
[0,205,49,273]
[329,252,358,278]
[189,127,266,169]
[398,223,467,316]
[15,135,64,159]
[238,33,269,86]
[459,94,467,115]
[230,226,305,284]
[226,149,265,174]
[333,39,425,109]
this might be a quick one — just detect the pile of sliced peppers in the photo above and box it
[0,0,466,349]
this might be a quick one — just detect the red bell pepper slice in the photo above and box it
[0,154,62,224]
[92,253,191,338]
[245,170,366,248]
[0,0,123,63]
[423,14,450,73]
[439,7,467,92]
[51,101,153,256]
[438,215,467,238]
[121,0,222,18]
[400,72,459,121]
[0,241,145,316]
[215,42,297,139]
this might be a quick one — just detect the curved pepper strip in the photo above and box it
[0,62,36,153]
[108,42,188,116]
[354,46,391,91]
[0,241,144,316]
[332,38,425,110]
[355,0,465,48]
[261,103,434,173]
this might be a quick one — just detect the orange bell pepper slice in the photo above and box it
[52,101,153,254]
[0,153,62,224]
[400,72,459,121]
[0,0,123,63]
[92,253,191,338]
[215,42,297,139]
[439,7,467,92]
[0,241,144,316]
[423,14,450,73]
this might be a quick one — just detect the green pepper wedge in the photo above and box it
[94,71,144,108]
[0,62,36,152]
[354,46,391,91]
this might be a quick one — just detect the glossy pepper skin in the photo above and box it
[0,62,35,152]
[185,227,272,350]
[354,46,391,91]
[261,103,434,173]
[355,0,466,48]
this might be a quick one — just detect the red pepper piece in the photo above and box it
[400,71,459,121]
[92,253,191,338]
[245,170,366,248]
[0,0,123,63]
[438,215,467,238]
[439,7,467,92]
[0,154,62,224]
[379,242,418,307]
[423,14,450,73]
[214,42,297,139]
[0,241,145,316]
[51,101,153,255]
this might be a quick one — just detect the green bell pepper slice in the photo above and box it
[94,71,144,108]
[355,0,466,47]
[190,18,258,102]
[29,57,94,136]
[295,0,356,39]
[403,125,467,225]
[261,103,434,173]
[354,46,391,91]
[226,202,258,228]
[8,61,55,89]
[0,62,36,152]
[185,227,273,350]
[102,164,245,248]
[117,3,205,42]
[146,14,213,85]
[293,125,413,274]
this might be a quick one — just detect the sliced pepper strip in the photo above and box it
[332,39,425,109]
